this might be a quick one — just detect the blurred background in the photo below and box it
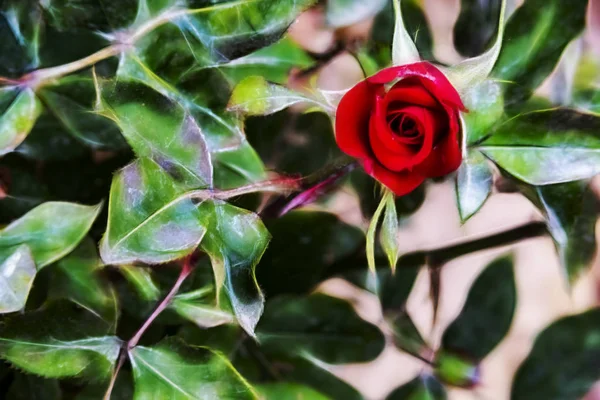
[282,0,600,399]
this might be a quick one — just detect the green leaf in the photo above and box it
[200,201,270,337]
[0,245,36,314]
[440,255,516,361]
[391,0,420,66]
[257,382,330,400]
[49,238,118,324]
[228,76,317,116]
[462,79,505,145]
[454,0,502,57]
[170,287,234,329]
[41,0,138,31]
[434,351,480,388]
[367,191,389,273]
[386,375,447,400]
[100,158,206,265]
[118,265,161,302]
[479,109,600,185]
[573,87,600,115]
[455,151,493,223]
[257,293,385,364]
[381,192,400,271]
[326,0,387,27]
[378,266,420,313]
[521,181,598,284]
[0,88,43,156]
[6,373,61,400]
[492,0,588,103]
[0,0,42,77]
[257,211,363,297]
[129,337,257,400]
[511,308,600,400]
[0,302,121,380]
[0,156,49,222]
[0,201,102,268]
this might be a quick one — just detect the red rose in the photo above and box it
[335,62,466,196]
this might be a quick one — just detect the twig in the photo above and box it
[103,350,127,400]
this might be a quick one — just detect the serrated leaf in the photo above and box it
[100,157,206,265]
[479,109,600,185]
[511,308,600,400]
[257,293,385,364]
[0,302,121,380]
[326,0,387,28]
[391,0,420,66]
[257,382,330,400]
[381,192,400,271]
[200,201,270,337]
[454,0,503,57]
[440,255,516,361]
[129,337,256,400]
[455,151,493,223]
[49,238,118,324]
[0,201,101,268]
[0,88,43,156]
[387,375,447,400]
[0,245,35,314]
[492,0,588,103]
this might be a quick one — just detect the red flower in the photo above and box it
[335,62,466,196]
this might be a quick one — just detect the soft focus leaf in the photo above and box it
[391,0,421,66]
[257,293,385,364]
[378,266,420,313]
[434,351,480,388]
[0,302,121,380]
[0,201,101,268]
[6,374,61,400]
[454,0,502,57]
[0,88,43,156]
[100,158,206,265]
[0,246,35,314]
[257,382,329,400]
[573,87,600,115]
[455,151,493,223]
[326,0,387,28]
[387,375,447,400]
[440,255,516,361]
[511,308,600,400]
[492,0,588,103]
[200,201,270,337]
[479,109,600,185]
[129,337,256,400]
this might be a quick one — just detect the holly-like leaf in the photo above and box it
[455,151,493,223]
[129,337,256,400]
[454,0,502,57]
[511,308,600,400]
[0,246,36,314]
[479,109,600,185]
[49,238,118,324]
[257,382,329,400]
[0,302,121,380]
[257,293,385,364]
[440,255,516,361]
[100,158,206,265]
[0,201,102,268]
[200,201,270,337]
[387,375,447,400]
[0,88,43,156]
[492,0,588,103]
[326,0,387,28]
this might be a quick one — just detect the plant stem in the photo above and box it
[103,350,127,400]
[127,256,193,349]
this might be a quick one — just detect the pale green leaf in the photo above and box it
[392,0,420,66]
[326,0,387,28]
[0,245,35,314]
[170,287,234,329]
[380,192,399,271]
[0,88,43,156]
[367,190,391,273]
[455,151,493,223]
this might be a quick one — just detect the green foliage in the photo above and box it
[387,375,447,400]
[454,0,502,57]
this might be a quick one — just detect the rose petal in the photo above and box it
[335,80,379,159]
[385,78,439,109]
[368,62,466,111]
[363,159,425,196]
[415,107,462,177]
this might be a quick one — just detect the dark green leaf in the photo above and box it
[6,373,61,400]
[0,155,49,222]
[41,0,138,31]
[454,0,502,57]
[386,375,447,400]
[492,0,588,103]
[257,382,330,400]
[257,293,385,364]
[0,245,36,314]
[479,108,600,185]
[511,308,600,400]
[0,302,121,380]
[378,266,420,314]
[326,0,387,27]
[441,255,516,361]
[455,151,493,223]
[129,337,256,399]
[0,0,42,77]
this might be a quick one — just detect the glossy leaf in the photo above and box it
[479,109,600,185]
[200,201,270,337]
[454,0,503,57]
[0,88,43,156]
[441,255,516,361]
[392,0,420,66]
[492,0,588,103]
[257,293,385,364]
[129,337,256,400]
[387,375,447,400]
[455,151,493,223]
[0,201,101,268]
[511,308,600,400]
[326,0,387,27]
[257,382,329,400]
[0,246,36,314]
[0,302,121,380]
[100,158,206,265]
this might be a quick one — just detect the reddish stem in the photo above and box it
[103,350,126,400]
